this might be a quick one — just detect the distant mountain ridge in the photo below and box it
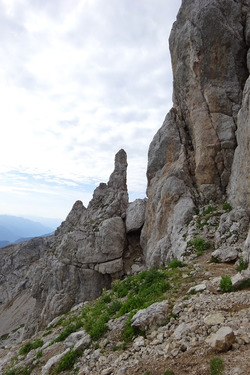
[0,215,57,246]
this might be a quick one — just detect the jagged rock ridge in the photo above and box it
[0,149,145,338]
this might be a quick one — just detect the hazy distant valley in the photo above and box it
[0,215,61,248]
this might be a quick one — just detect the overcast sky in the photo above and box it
[0,0,182,223]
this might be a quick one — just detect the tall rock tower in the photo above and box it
[141,0,250,266]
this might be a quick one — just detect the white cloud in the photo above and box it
[0,0,182,219]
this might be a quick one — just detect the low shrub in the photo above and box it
[19,339,43,355]
[219,275,233,293]
[164,371,174,375]
[236,258,248,272]
[87,315,109,340]
[234,278,250,291]
[202,206,217,215]
[222,202,232,212]
[210,256,219,264]
[81,268,170,343]
[54,321,82,342]
[210,356,224,375]
[168,259,185,269]
[5,365,33,375]
[121,313,143,343]
[54,349,82,373]
[1,333,9,340]
[187,237,210,256]
[36,350,43,359]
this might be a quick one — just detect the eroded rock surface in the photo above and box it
[142,0,250,267]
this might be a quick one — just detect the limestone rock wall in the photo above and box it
[142,0,250,267]
[170,0,248,197]
[228,76,250,211]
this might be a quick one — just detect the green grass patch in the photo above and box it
[187,237,210,256]
[44,267,192,346]
[234,278,250,291]
[53,349,82,373]
[236,258,248,272]
[168,259,185,269]
[19,339,43,356]
[54,320,83,343]
[36,350,43,359]
[210,356,224,375]
[4,365,34,375]
[202,206,217,215]
[1,333,9,341]
[219,275,233,293]
[222,202,232,212]
[79,268,171,342]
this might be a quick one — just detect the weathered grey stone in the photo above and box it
[141,127,196,266]
[211,247,238,263]
[245,229,250,250]
[228,77,250,213]
[131,301,169,331]
[174,323,191,340]
[170,0,248,194]
[55,200,86,237]
[95,258,123,275]
[206,326,235,352]
[204,312,225,326]
[187,283,206,294]
[133,336,145,349]
[215,209,249,247]
[101,368,113,375]
[125,199,147,233]
[231,269,250,288]
[142,0,249,268]
[74,337,91,352]
[65,330,90,349]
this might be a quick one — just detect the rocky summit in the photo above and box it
[1,1,250,374]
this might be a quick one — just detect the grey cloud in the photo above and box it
[66,0,177,50]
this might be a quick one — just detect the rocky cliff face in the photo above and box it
[141,0,250,267]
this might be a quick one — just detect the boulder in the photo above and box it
[187,283,206,294]
[211,247,238,263]
[95,258,123,275]
[65,330,90,350]
[206,326,235,352]
[231,269,250,288]
[174,322,192,340]
[125,199,147,233]
[131,301,169,331]
[204,312,225,326]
